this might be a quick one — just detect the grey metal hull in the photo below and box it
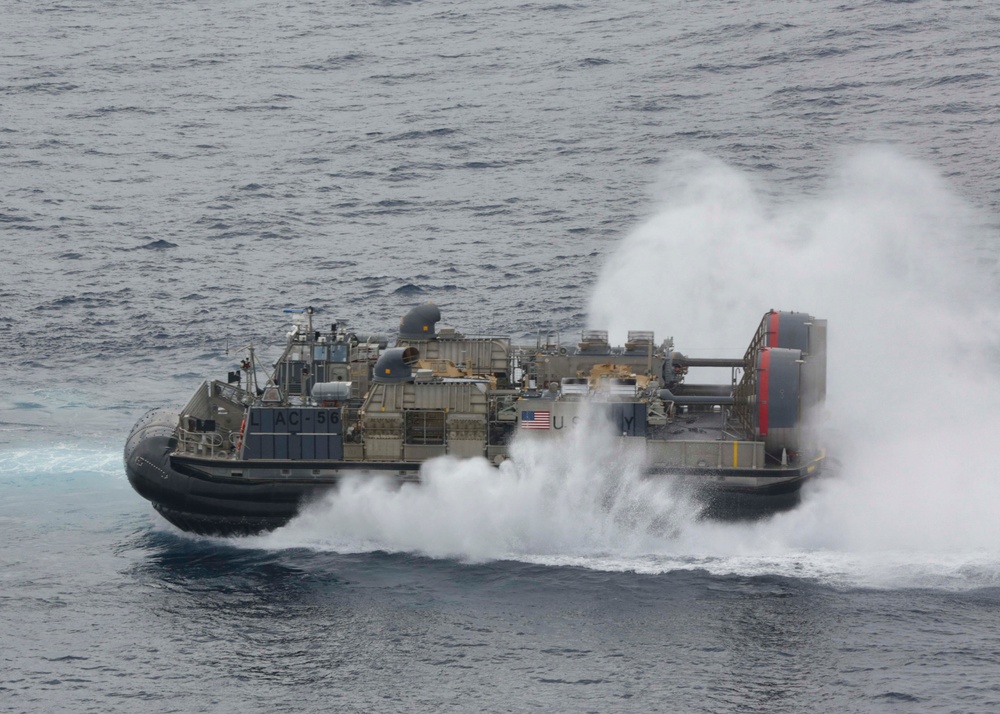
[126,410,824,536]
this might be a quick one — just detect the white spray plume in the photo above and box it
[253,148,1000,589]
[260,407,701,562]
[589,147,1000,559]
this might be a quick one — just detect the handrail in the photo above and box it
[176,426,236,459]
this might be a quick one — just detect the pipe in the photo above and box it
[658,388,734,405]
[675,357,746,368]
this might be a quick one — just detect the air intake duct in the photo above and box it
[372,347,420,383]
[399,304,441,339]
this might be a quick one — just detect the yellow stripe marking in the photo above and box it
[733,441,738,468]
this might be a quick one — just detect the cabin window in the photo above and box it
[329,344,348,363]
[405,410,446,446]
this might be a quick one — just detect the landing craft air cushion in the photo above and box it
[125,304,828,535]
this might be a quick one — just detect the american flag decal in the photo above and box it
[520,410,551,430]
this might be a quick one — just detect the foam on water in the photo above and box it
[0,446,123,479]
[257,149,1000,589]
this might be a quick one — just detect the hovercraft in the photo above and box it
[125,306,828,535]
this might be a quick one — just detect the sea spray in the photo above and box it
[256,148,1000,588]
[259,406,700,561]
[588,147,1000,565]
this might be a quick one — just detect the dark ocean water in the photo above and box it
[4,0,1000,711]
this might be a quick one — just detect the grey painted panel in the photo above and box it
[242,409,346,458]
[260,434,274,459]
[272,410,292,432]
[327,408,344,435]
[329,435,344,460]
[273,435,288,460]
[241,434,344,461]
[767,348,801,429]
[288,435,302,460]
[301,409,316,433]
[243,434,262,460]
[250,407,273,433]
[248,408,341,435]
[801,319,827,412]
[686,442,722,467]
[775,312,810,351]
[311,408,340,435]
[617,402,648,437]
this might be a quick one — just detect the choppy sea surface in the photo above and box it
[4,1,1000,711]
